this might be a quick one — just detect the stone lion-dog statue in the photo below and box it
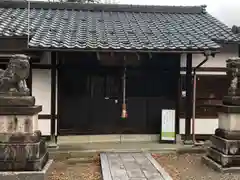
[0,54,30,94]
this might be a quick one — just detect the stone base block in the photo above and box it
[210,135,240,155]
[207,147,240,167]
[0,105,42,115]
[0,152,49,171]
[0,131,42,143]
[215,128,240,140]
[0,96,35,106]
[202,155,240,173]
[0,140,47,160]
[0,115,40,133]
[218,112,240,131]
[223,96,240,106]
[0,159,53,180]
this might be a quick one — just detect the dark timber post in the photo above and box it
[238,44,240,57]
[175,70,181,134]
[51,52,57,144]
[185,53,192,142]
[57,55,60,138]
[27,59,32,96]
[175,59,181,135]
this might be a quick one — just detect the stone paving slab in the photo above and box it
[100,152,173,180]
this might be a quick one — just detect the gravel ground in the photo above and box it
[153,153,240,180]
[48,155,101,180]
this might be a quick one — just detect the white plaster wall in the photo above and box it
[32,69,51,115]
[181,44,238,68]
[180,71,226,75]
[32,69,52,136]
[180,118,218,134]
[38,119,51,136]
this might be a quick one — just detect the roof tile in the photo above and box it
[0,2,239,50]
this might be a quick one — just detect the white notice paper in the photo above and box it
[161,109,176,141]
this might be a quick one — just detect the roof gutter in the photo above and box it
[22,47,220,54]
[192,50,214,146]
[194,53,210,70]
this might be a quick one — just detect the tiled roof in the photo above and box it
[0,1,239,51]
[232,25,240,35]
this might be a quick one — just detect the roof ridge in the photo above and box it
[0,1,206,14]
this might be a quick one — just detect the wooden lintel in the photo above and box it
[0,52,43,63]
[0,37,28,51]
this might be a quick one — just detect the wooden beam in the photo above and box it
[0,37,28,51]
[51,52,57,143]
[185,53,192,141]
[238,44,240,57]
[0,52,43,63]
[26,60,32,95]
[175,57,181,135]
[57,56,61,138]
[180,67,226,72]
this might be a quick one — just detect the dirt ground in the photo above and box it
[153,153,240,180]
[48,155,102,180]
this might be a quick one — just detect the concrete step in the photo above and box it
[47,142,206,160]
[49,150,97,161]
[67,157,96,164]
[57,135,160,143]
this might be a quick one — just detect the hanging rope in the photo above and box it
[121,56,128,119]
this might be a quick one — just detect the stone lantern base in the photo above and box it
[202,57,240,172]
[202,104,240,172]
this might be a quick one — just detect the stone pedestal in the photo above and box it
[202,57,240,172]
[0,96,52,175]
[202,106,240,172]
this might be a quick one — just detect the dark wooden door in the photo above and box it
[58,64,122,135]
[123,54,180,134]
[58,53,180,135]
[125,68,178,134]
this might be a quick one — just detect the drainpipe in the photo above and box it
[192,51,212,146]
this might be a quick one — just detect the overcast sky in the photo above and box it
[35,0,240,27]
[115,0,240,27]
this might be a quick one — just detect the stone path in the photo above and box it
[100,152,172,180]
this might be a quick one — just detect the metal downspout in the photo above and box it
[192,52,211,146]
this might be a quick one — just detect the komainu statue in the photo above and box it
[0,54,30,94]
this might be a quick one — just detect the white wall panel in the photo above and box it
[38,119,51,136]
[180,71,226,75]
[181,44,238,68]
[32,69,51,115]
[32,68,58,136]
[180,118,218,135]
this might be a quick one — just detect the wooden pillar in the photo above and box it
[185,53,192,141]
[51,52,57,143]
[27,59,32,96]
[175,71,181,135]
[175,55,181,135]
[238,44,240,57]
[57,54,61,138]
